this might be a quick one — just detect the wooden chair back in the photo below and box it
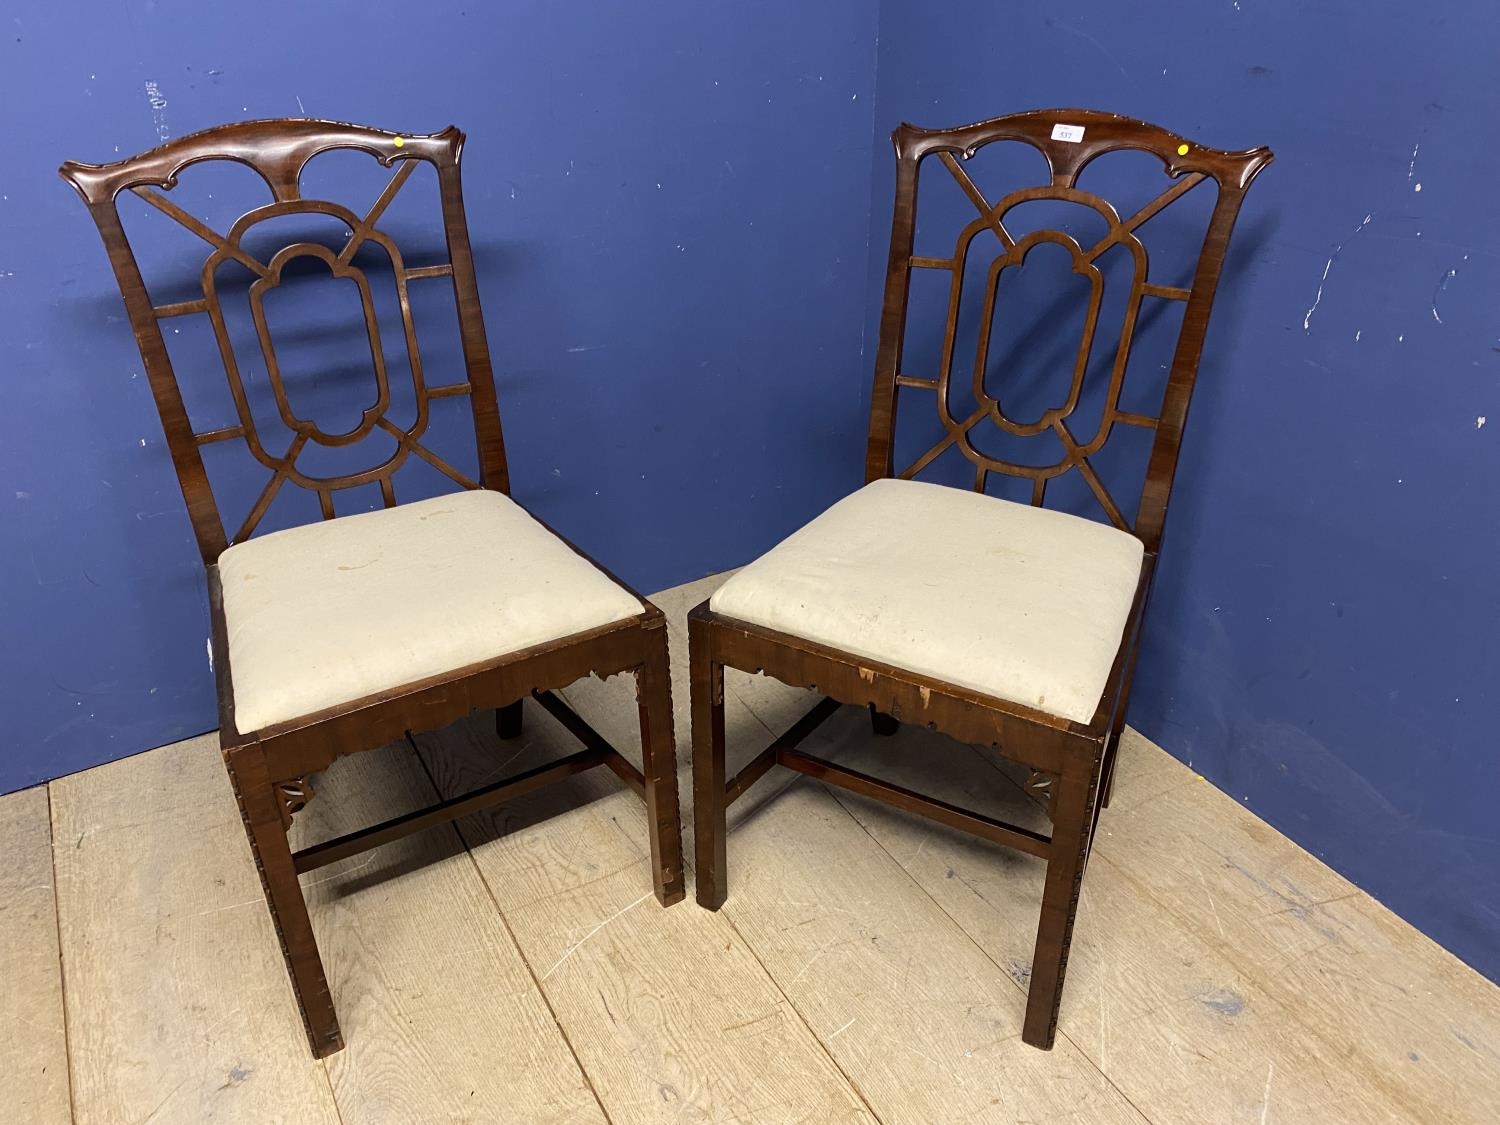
[60,118,508,563]
[865,109,1273,552]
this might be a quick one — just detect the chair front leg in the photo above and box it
[224,746,343,1058]
[636,623,685,905]
[689,613,728,909]
[1022,751,1101,1049]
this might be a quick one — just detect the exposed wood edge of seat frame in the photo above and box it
[691,559,1158,864]
[695,547,1155,757]
[290,689,645,874]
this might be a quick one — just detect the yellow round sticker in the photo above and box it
[393,136,405,148]
[1176,143,1190,156]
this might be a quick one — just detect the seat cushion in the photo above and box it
[709,478,1145,724]
[219,489,643,732]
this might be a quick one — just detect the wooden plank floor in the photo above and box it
[6,571,1498,1123]
[0,786,71,1122]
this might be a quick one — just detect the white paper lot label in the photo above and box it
[1051,123,1086,143]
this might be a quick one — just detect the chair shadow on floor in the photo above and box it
[746,700,1054,860]
[287,689,657,903]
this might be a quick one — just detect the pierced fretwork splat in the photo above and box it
[60,120,509,562]
[867,110,1271,549]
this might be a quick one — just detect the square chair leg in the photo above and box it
[224,745,343,1058]
[1022,757,1100,1049]
[637,624,686,905]
[690,613,728,910]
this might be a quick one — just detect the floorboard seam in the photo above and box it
[733,704,1454,1122]
[716,907,886,1125]
[821,778,1155,1122]
[684,676,886,1119]
[316,1056,349,1125]
[554,685,660,865]
[44,783,80,1125]
[406,732,616,1125]
[1091,848,1433,1121]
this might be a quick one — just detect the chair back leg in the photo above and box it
[869,705,900,737]
[496,700,525,741]
[1098,640,1143,810]
[637,628,686,905]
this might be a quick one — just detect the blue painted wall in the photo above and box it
[4,0,1496,987]
[865,1,1499,981]
[0,1,878,790]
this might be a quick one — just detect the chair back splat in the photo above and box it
[60,119,508,563]
[865,109,1273,552]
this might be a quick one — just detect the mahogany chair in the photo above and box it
[60,119,684,1058]
[690,110,1271,1048]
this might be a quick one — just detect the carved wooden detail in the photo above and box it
[276,775,314,827]
[60,118,509,564]
[1025,768,1060,819]
[866,108,1273,552]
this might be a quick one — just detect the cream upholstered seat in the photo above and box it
[219,489,644,732]
[709,478,1145,724]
